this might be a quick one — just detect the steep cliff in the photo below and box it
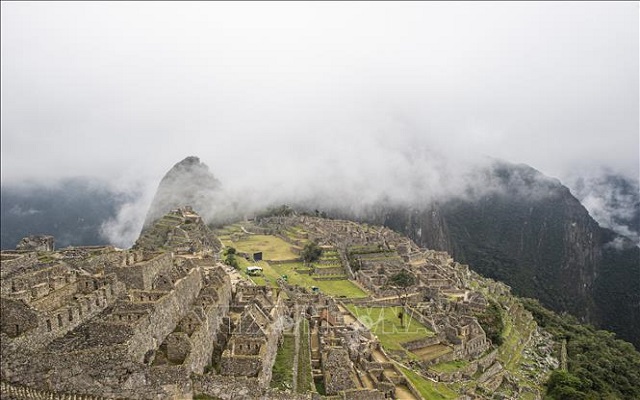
[369,162,639,347]
[142,156,221,230]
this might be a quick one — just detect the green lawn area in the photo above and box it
[223,234,300,261]
[269,262,366,298]
[400,366,458,400]
[271,334,295,390]
[297,319,313,393]
[220,230,367,297]
[234,258,368,298]
[498,311,527,372]
[430,360,468,373]
[345,306,434,351]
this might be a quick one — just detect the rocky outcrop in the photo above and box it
[16,235,54,252]
[364,162,639,347]
[142,156,221,230]
[135,207,221,254]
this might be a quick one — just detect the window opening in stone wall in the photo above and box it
[68,308,73,322]
[57,314,62,327]
[46,319,52,332]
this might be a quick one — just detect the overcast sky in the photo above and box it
[2,2,638,194]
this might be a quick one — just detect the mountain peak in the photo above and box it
[142,156,221,229]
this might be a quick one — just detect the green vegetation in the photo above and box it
[430,360,468,373]
[220,229,368,298]
[222,234,299,261]
[297,319,313,393]
[236,259,367,298]
[346,306,433,352]
[270,335,295,390]
[476,300,504,346]
[522,298,640,399]
[300,241,323,264]
[223,246,239,269]
[496,304,535,373]
[387,270,417,306]
[399,366,458,399]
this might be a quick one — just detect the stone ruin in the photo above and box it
[1,211,557,399]
[16,235,55,252]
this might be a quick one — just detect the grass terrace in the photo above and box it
[399,366,458,400]
[345,306,434,353]
[270,334,295,390]
[430,360,468,373]
[223,234,300,261]
[297,319,313,393]
[234,257,368,298]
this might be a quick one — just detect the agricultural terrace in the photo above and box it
[218,225,368,298]
[399,366,458,400]
[224,234,300,261]
[345,305,434,354]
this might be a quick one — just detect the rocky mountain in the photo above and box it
[2,157,637,348]
[142,156,222,230]
[356,162,640,348]
[134,206,222,253]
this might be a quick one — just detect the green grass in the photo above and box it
[259,261,367,298]
[219,229,367,298]
[234,258,367,298]
[271,334,296,390]
[345,306,434,352]
[223,234,300,261]
[297,319,313,393]
[430,360,468,373]
[400,366,458,399]
[498,310,528,372]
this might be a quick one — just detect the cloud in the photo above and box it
[8,205,41,217]
[1,2,637,246]
[568,170,640,246]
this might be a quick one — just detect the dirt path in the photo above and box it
[372,349,388,363]
[395,384,419,400]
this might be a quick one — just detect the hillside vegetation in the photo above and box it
[522,298,640,399]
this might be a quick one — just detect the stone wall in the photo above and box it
[0,253,38,282]
[400,336,441,352]
[0,381,108,400]
[181,271,231,373]
[6,279,126,351]
[193,374,315,400]
[322,347,357,395]
[111,253,173,291]
[125,266,203,362]
[3,264,68,296]
[342,389,386,400]
[220,353,263,377]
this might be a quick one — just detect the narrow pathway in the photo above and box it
[291,312,301,392]
[395,384,419,400]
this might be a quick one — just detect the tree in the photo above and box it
[223,246,239,269]
[301,241,322,265]
[476,300,504,346]
[387,270,416,311]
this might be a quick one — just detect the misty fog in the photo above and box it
[1,2,638,247]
